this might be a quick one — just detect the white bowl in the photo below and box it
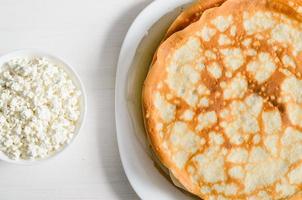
[0,49,87,165]
[115,0,195,199]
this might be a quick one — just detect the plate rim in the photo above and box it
[115,0,193,199]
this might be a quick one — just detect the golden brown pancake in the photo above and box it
[151,0,226,66]
[165,0,227,40]
[143,0,302,199]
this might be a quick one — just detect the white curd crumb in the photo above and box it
[0,57,82,160]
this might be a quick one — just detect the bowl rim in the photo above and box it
[115,0,193,199]
[0,48,87,165]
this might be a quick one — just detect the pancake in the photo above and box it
[165,0,227,40]
[142,0,302,199]
[151,0,226,67]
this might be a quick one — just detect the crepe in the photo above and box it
[151,0,226,66]
[146,0,225,196]
[165,0,227,40]
[142,0,302,199]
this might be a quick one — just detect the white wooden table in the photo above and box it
[0,0,152,199]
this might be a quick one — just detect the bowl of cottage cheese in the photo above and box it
[0,49,86,164]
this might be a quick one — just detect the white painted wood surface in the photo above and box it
[0,0,152,199]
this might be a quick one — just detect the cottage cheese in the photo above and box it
[0,57,81,160]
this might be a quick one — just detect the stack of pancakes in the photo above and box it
[142,0,302,199]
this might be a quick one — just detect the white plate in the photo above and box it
[115,1,194,199]
[0,49,87,165]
